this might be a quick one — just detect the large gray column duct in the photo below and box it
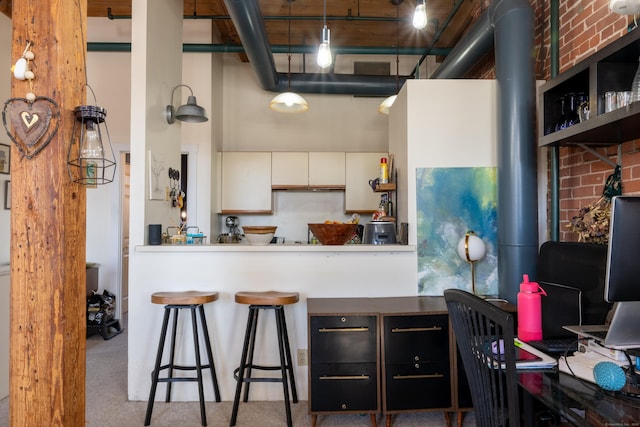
[224,0,405,96]
[429,12,494,79]
[430,0,537,303]
[492,0,538,303]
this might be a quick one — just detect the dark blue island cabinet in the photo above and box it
[307,296,474,427]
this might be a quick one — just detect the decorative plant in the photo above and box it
[566,166,621,245]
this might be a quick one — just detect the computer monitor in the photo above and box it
[605,196,640,302]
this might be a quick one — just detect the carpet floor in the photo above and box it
[0,315,476,426]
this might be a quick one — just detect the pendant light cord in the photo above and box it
[287,0,292,90]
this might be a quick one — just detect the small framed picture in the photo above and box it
[0,144,9,174]
[4,181,10,210]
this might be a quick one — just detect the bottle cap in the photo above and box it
[380,158,387,163]
[520,274,539,293]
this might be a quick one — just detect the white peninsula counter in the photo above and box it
[128,244,417,403]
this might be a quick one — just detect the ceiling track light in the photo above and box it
[317,0,332,69]
[413,0,428,30]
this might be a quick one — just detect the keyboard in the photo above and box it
[528,337,578,354]
[588,330,608,341]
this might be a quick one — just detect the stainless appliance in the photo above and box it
[218,216,241,243]
[363,221,397,244]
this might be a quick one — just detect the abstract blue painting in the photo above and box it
[416,167,498,296]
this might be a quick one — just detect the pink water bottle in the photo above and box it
[517,274,546,342]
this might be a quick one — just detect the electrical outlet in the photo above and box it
[297,349,308,366]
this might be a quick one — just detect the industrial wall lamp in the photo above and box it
[166,84,208,124]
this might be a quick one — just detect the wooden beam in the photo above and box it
[9,0,87,426]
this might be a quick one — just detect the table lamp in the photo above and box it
[457,231,487,295]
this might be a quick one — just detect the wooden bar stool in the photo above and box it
[144,291,221,426]
[230,291,299,427]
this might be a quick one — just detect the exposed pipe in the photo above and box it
[223,0,411,96]
[430,0,537,303]
[86,42,449,56]
[550,0,560,242]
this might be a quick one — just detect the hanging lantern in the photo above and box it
[67,104,116,185]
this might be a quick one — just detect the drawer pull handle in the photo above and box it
[391,326,442,333]
[319,375,370,381]
[393,373,444,380]
[318,327,369,333]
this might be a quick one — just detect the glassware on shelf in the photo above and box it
[631,56,640,103]
[554,96,568,132]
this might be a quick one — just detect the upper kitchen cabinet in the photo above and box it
[539,28,640,147]
[272,152,309,189]
[272,152,345,190]
[345,153,388,214]
[309,152,346,189]
[221,152,272,214]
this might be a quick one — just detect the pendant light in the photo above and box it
[317,0,332,69]
[379,3,401,115]
[413,0,428,29]
[270,0,309,113]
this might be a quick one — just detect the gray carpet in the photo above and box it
[0,316,475,426]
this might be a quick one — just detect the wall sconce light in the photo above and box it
[166,84,208,124]
[413,0,428,30]
[457,230,486,295]
[67,90,116,185]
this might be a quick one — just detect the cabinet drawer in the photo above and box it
[384,361,451,410]
[310,363,378,412]
[383,315,448,363]
[310,315,377,363]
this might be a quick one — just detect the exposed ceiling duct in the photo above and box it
[223,0,409,96]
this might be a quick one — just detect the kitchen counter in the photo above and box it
[137,243,415,252]
[128,245,418,403]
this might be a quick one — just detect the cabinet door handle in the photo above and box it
[319,375,370,380]
[391,326,442,333]
[318,327,369,333]
[392,373,444,380]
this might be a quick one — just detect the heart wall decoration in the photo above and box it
[2,96,60,159]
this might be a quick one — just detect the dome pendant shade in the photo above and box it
[270,92,309,113]
[378,95,397,115]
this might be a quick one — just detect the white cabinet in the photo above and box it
[309,152,345,188]
[271,152,345,189]
[221,152,272,213]
[345,153,388,213]
[272,152,308,189]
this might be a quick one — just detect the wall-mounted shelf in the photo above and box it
[539,28,640,147]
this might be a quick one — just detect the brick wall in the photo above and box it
[469,0,640,242]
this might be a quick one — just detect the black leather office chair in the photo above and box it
[444,289,520,427]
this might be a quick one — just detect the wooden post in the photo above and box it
[9,1,87,426]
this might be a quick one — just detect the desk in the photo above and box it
[520,370,640,426]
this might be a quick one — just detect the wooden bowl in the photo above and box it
[242,226,277,234]
[308,223,358,245]
[242,226,277,245]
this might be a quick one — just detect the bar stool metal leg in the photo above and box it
[230,308,256,426]
[190,306,207,426]
[275,306,293,427]
[144,306,172,426]
[164,307,180,402]
[242,306,260,402]
[198,304,221,402]
[277,306,298,403]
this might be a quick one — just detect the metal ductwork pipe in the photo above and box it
[223,0,405,96]
[430,0,537,303]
